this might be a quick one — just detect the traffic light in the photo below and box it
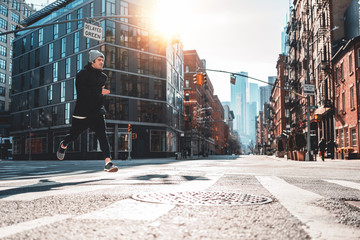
[313,114,320,123]
[202,73,207,85]
[193,73,203,85]
[230,74,236,85]
[128,123,131,132]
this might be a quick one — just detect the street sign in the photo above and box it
[303,84,315,95]
[83,22,103,41]
[309,105,318,109]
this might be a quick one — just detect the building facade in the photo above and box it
[11,0,184,160]
[0,0,34,137]
[183,50,225,156]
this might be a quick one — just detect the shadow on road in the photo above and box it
[0,178,112,199]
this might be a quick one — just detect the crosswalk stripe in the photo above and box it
[324,179,360,191]
[0,215,71,238]
[257,176,360,240]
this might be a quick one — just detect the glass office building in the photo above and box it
[11,0,184,160]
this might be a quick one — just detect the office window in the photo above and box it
[39,29,43,46]
[0,4,7,17]
[61,37,66,57]
[0,45,6,56]
[30,33,33,47]
[0,72,5,83]
[65,103,70,124]
[53,23,58,39]
[74,31,79,53]
[76,53,82,72]
[77,8,83,28]
[73,78,77,99]
[350,86,355,109]
[8,76,11,85]
[47,85,53,104]
[11,11,19,23]
[48,43,53,62]
[0,31,6,43]
[349,53,353,73]
[66,57,71,78]
[0,86,4,96]
[86,38,90,48]
[53,62,58,82]
[90,2,94,17]
[66,14,71,33]
[351,128,357,147]
[61,81,65,102]
[0,59,6,69]
[120,1,128,23]
[0,17,7,29]
[10,24,15,31]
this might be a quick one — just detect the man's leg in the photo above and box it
[57,118,88,160]
[89,115,118,172]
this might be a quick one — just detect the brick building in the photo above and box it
[183,50,225,156]
[332,36,360,152]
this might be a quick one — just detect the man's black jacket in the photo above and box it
[73,63,107,117]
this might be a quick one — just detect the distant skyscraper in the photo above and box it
[230,72,248,134]
[281,26,289,55]
[259,85,272,112]
[268,76,276,85]
[249,83,259,113]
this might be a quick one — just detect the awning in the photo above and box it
[314,106,331,115]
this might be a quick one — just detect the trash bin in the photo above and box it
[175,152,182,160]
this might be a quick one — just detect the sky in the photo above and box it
[26,0,290,102]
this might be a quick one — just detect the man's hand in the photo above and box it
[102,86,110,95]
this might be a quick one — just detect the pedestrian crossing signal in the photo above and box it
[128,124,131,132]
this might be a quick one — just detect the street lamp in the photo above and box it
[305,26,339,161]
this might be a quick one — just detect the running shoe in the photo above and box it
[104,161,118,172]
[57,140,67,160]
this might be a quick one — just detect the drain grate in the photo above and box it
[132,191,272,206]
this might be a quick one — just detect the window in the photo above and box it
[61,37,66,57]
[73,78,77,99]
[11,12,19,23]
[0,45,6,56]
[0,86,5,96]
[53,62,58,82]
[66,14,71,33]
[90,2,94,17]
[120,1,128,23]
[185,93,189,101]
[48,43,53,62]
[185,80,189,88]
[77,8,83,28]
[61,81,65,102]
[349,53,353,74]
[336,95,340,115]
[0,31,6,43]
[76,53,82,72]
[74,31,79,53]
[340,129,344,148]
[39,29,43,46]
[47,85,53,104]
[66,57,71,78]
[344,128,349,147]
[0,72,5,83]
[65,103,70,124]
[0,4,7,17]
[340,62,344,80]
[342,91,345,113]
[0,17,7,29]
[0,59,6,69]
[350,86,355,109]
[185,66,189,72]
[351,128,357,147]
[86,38,90,48]
[358,49,360,68]
[53,23,58,39]
[150,130,166,152]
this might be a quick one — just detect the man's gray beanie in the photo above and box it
[89,50,104,63]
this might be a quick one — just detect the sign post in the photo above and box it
[303,84,315,95]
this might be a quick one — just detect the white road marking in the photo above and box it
[324,179,360,191]
[0,215,71,238]
[257,176,360,240]
[77,199,174,221]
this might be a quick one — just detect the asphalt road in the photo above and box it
[0,155,360,240]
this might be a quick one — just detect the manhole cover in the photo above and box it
[132,191,272,206]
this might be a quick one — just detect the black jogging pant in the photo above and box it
[63,115,111,159]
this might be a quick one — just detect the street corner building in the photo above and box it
[10,0,184,160]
